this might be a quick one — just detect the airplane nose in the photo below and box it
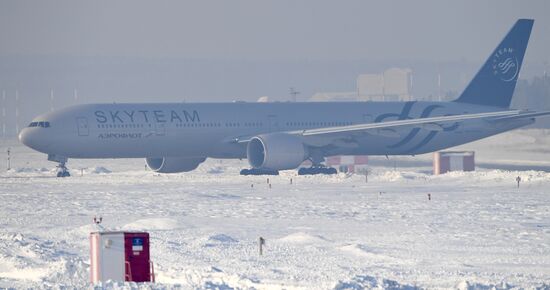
[19,128,33,147]
[19,128,45,151]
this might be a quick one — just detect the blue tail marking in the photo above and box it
[454,19,533,108]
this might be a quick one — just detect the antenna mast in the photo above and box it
[289,87,300,102]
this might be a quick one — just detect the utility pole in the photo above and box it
[409,71,413,101]
[289,87,300,102]
[438,73,442,102]
[382,73,385,101]
[1,90,5,140]
[15,89,19,135]
[50,89,54,111]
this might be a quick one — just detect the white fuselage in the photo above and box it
[19,101,532,160]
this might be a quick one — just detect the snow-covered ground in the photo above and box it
[1,129,550,289]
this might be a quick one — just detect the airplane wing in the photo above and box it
[488,110,550,122]
[293,110,522,137]
[228,109,537,144]
[230,110,550,146]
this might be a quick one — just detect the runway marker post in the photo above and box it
[259,237,265,255]
[6,147,10,171]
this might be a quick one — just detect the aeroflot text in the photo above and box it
[94,110,200,124]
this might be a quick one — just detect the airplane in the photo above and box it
[19,19,550,177]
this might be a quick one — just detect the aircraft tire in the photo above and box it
[56,170,71,177]
[240,168,279,176]
[298,167,338,175]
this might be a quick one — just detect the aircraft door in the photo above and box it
[363,114,374,124]
[268,115,279,132]
[76,117,89,136]
[154,122,166,136]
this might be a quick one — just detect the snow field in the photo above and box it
[1,130,550,289]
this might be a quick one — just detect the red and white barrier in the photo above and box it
[90,231,154,283]
[301,155,368,173]
[433,151,475,175]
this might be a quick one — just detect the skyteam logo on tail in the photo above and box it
[492,48,519,82]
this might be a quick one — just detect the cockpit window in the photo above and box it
[28,121,50,128]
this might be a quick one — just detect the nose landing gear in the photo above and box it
[56,163,71,177]
[48,154,71,177]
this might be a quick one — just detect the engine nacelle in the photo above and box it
[146,157,206,173]
[247,133,308,170]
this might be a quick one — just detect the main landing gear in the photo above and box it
[240,168,280,176]
[298,166,337,175]
[48,154,71,177]
[298,153,338,175]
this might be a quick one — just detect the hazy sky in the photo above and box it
[0,0,548,63]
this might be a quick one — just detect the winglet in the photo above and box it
[454,19,534,108]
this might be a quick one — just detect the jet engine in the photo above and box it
[146,157,206,173]
[247,133,308,170]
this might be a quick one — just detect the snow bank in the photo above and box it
[207,234,238,244]
[8,167,49,173]
[0,232,87,287]
[339,244,402,264]
[85,167,112,174]
[206,166,225,174]
[122,218,181,231]
[278,232,329,244]
[334,275,419,290]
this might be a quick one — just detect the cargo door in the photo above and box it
[268,115,279,132]
[76,117,89,136]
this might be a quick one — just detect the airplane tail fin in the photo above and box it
[454,19,533,108]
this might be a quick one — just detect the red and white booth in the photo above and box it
[90,231,154,283]
[433,151,475,175]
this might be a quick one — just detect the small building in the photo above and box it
[433,151,475,175]
[357,68,413,102]
[90,231,154,283]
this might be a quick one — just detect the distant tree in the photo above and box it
[512,75,550,110]
[444,90,458,101]
[512,75,550,128]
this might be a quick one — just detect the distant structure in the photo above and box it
[433,151,475,175]
[310,68,413,102]
[256,96,270,103]
[308,91,357,102]
[357,68,413,101]
[289,87,300,102]
[327,155,368,173]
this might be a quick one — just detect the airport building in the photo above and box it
[310,68,413,102]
